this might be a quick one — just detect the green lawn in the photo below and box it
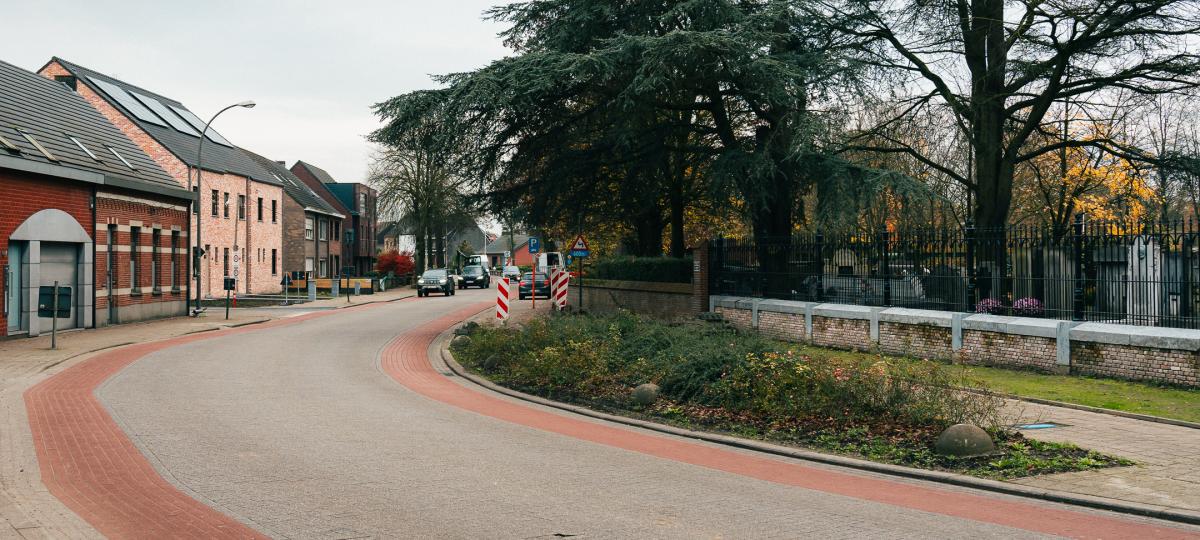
[793,345,1200,424]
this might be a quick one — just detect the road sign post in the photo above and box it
[569,235,590,310]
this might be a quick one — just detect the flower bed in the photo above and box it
[451,312,1131,478]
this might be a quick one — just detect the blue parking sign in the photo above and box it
[528,237,541,254]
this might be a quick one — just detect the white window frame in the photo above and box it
[305,217,314,240]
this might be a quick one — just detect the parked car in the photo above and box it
[502,265,522,282]
[416,269,455,297]
[518,271,552,300]
[460,265,491,289]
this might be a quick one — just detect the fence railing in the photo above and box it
[709,218,1200,328]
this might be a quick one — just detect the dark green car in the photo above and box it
[459,265,491,289]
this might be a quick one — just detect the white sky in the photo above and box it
[3,0,513,184]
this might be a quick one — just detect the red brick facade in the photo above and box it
[0,170,94,337]
[94,189,190,326]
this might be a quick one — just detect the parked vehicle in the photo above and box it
[502,265,522,282]
[465,254,491,274]
[538,252,565,275]
[460,265,491,289]
[416,269,455,297]
[518,271,551,300]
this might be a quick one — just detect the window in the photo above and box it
[257,197,263,221]
[319,219,327,241]
[271,200,277,223]
[224,247,230,277]
[305,217,314,240]
[170,231,180,291]
[319,258,327,278]
[130,227,141,293]
[333,221,340,238]
[237,194,246,220]
[305,257,314,274]
[151,229,161,292]
[107,224,117,291]
[211,189,219,216]
[223,192,230,218]
[68,135,99,161]
[105,145,136,170]
[16,129,57,161]
[271,249,277,275]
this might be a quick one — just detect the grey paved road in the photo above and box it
[94,289,1183,539]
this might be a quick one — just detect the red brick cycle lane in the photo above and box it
[384,308,1200,540]
[22,302,399,539]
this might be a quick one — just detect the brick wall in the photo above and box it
[0,170,94,336]
[959,330,1057,371]
[715,306,752,330]
[94,189,189,325]
[281,196,308,275]
[1073,342,1198,387]
[879,322,952,360]
[577,279,695,320]
[758,311,805,342]
[812,316,872,351]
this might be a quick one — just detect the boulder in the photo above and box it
[934,424,995,457]
[451,335,472,348]
[631,383,660,406]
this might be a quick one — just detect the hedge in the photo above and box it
[589,256,692,283]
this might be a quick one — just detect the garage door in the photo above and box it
[38,242,78,331]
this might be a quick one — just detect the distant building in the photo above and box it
[484,234,533,268]
[1,59,192,337]
[242,152,343,279]
[290,161,377,276]
[40,58,285,298]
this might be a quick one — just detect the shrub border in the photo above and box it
[436,317,1200,527]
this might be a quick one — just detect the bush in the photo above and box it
[590,256,693,283]
[975,298,1004,314]
[451,312,1003,431]
[1012,297,1044,317]
[377,250,414,276]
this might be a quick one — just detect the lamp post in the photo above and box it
[191,100,255,316]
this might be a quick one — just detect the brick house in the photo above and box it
[40,58,285,299]
[243,151,343,279]
[290,161,377,276]
[1,59,192,337]
[484,234,533,268]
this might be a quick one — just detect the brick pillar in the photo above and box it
[693,241,710,313]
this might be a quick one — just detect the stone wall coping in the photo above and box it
[710,295,742,309]
[813,304,880,320]
[756,299,811,315]
[878,308,954,327]
[961,314,1060,338]
[1071,322,1200,351]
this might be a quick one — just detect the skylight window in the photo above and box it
[169,104,234,147]
[0,132,18,153]
[106,145,137,171]
[16,128,58,162]
[68,135,100,161]
[87,76,168,128]
[130,91,201,136]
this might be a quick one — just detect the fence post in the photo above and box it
[815,231,825,302]
[714,236,725,297]
[879,225,891,306]
[1072,213,1085,321]
[1184,221,1194,325]
[965,219,976,312]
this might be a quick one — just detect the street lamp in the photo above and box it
[191,100,255,316]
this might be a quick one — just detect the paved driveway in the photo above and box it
[31,288,1192,538]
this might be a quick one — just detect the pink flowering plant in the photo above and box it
[1012,297,1044,317]
[975,298,1004,314]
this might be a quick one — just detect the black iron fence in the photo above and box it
[710,218,1200,328]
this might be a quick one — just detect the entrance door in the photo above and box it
[6,243,22,333]
[38,242,78,331]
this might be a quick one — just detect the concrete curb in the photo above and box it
[436,320,1200,527]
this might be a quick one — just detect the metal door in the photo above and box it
[6,243,22,332]
[38,243,77,331]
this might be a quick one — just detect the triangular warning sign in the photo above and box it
[571,235,589,251]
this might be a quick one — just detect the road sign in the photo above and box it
[528,237,541,254]
[552,269,569,310]
[569,235,590,257]
[496,277,510,321]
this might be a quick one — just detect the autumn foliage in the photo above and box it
[376,250,415,277]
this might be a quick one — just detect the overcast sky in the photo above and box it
[4,0,512,184]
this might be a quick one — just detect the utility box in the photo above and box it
[223,277,236,291]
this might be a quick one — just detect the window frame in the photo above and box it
[170,231,181,292]
[151,228,161,294]
[305,217,314,240]
[237,194,246,220]
[257,197,263,221]
[211,189,219,216]
[223,192,230,219]
[130,226,141,294]
[271,248,277,275]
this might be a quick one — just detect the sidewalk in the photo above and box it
[484,297,1200,519]
[0,287,413,538]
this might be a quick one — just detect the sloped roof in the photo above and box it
[484,234,530,254]
[52,57,281,188]
[289,160,351,215]
[241,150,343,219]
[292,160,336,184]
[0,59,187,198]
